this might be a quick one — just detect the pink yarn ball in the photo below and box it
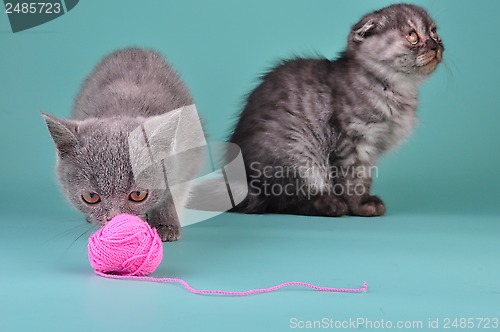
[88,214,163,276]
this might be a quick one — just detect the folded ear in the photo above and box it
[41,113,80,157]
[350,15,378,43]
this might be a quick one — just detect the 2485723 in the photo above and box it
[5,2,61,14]
[443,317,499,329]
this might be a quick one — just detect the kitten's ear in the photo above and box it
[351,15,378,43]
[41,113,80,156]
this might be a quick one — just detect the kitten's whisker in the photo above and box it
[444,57,458,74]
[51,218,86,226]
[440,52,457,94]
[43,222,89,245]
[52,223,88,238]
[73,226,95,244]
[62,225,96,256]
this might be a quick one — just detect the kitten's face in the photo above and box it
[348,4,444,79]
[43,115,166,226]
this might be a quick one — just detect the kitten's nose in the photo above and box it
[106,209,121,222]
[426,39,438,51]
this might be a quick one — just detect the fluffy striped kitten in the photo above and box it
[230,4,444,216]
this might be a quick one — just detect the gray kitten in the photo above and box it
[43,48,195,241]
[230,4,444,216]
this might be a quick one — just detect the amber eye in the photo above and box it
[430,28,439,41]
[406,30,419,45]
[129,190,148,202]
[82,192,101,204]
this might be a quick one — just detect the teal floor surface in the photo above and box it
[2,198,499,332]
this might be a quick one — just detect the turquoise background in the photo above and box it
[1,0,499,331]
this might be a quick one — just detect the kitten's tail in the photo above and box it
[185,178,250,212]
[185,141,263,213]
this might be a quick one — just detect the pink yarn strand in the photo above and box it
[95,271,367,296]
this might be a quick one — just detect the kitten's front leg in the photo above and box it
[336,159,386,217]
[147,199,181,242]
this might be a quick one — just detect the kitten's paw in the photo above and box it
[314,196,348,217]
[348,195,386,217]
[155,224,181,242]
